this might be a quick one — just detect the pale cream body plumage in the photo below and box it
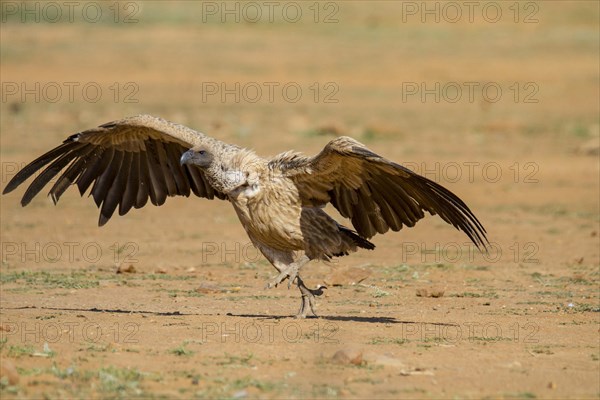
[4,115,488,317]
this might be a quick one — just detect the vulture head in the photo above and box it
[181,146,259,195]
[180,147,213,168]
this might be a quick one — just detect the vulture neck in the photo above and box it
[204,148,266,196]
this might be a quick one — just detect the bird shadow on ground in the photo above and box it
[228,313,457,326]
[4,306,456,326]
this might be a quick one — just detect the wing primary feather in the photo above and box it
[422,180,488,249]
[76,147,108,196]
[403,174,488,249]
[120,152,139,215]
[331,186,353,218]
[184,165,205,197]
[384,179,423,224]
[20,144,85,206]
[49,144,95,203]
[350,191,376,239]
[377,195,403,231]
[166,143,190,196]
[99,151,130,226]
[393,162,488,247]
[135,151,150,208]
[426,179,487,235]
[3,141,80,195]
[144,140,167,205]
[371,175,417,229]
[358,183,388,234]
[364,180,393,233]
[86,147,115,200]
[198,170,215,198]
[154,140,178,196]
[92,150,123,208]
[401,177,487,248]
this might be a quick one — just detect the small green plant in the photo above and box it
[372,287,390,298]
[530,345,554,355]
[98,365,144,395]
[218,353,254,366]
[169,344,194,357]
[7,344,36,357]
[369,337,409,345]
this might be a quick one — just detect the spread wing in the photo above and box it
[3,114,228,226]
[269,136,488,249]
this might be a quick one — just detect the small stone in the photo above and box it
[548,382,556,389]
[577,138,600,156]
[332,348,363,365]
[155,268,167,274]
[116,264,136,274]
[506,361,522,369]
[417,288,444,297]
[399,367,434,376]
[195,282,222,294]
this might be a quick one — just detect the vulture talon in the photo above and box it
[295,277,327,318]
[265,255,310,290]
[267,264,299,289]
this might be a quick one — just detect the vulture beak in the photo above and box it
[180,150,194,166]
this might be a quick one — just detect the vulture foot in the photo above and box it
[266,263,300,289]
[296,276,327,319]
[265,255,310,290]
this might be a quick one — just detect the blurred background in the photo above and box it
[1,0,598,267]
[0,1,598,398]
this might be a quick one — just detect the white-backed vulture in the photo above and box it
[3,114,488,317]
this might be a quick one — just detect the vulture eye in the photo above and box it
[199,150,206,155]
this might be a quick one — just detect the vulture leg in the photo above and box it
[266,255,310,289]
[296,276,327,319]
[257,246,327,317]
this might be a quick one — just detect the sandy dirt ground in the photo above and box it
[0,1,598,399]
